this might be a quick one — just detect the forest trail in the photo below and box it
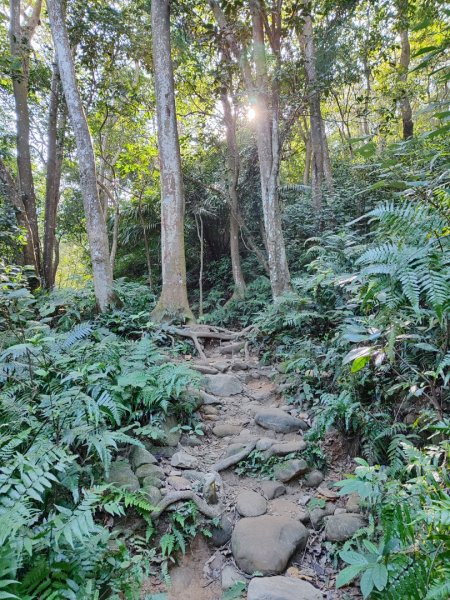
[140,329,361,599]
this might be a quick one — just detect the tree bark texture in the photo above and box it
[399,29,413,139]
[47,0,115,311]
[151,0,193,321]
[9,0,42,274]
[43,60,66,289]
[221,91,246,299]
[249,0,291,300]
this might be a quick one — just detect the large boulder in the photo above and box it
[324,513,365,541]
[247,576,323,600]
[210,515,234,547]
[135,463,164,480]
[107,460,140,491]
[231,516,308,575]
[273,459,308,482]
[204,374,243,396]
[255,409,308,433]
[236,490,267,517]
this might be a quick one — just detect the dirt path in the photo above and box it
[139,337,361,599]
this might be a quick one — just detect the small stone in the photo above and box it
[273,459,308,482]
[204,374,243,396]
[231,516,308,575]
[334,508,347,515]
[236,490,267,517]
[107,460,140,491]
[221,565,245,590]
[142,475,164,489]
[213,424,242,438]
[170,451,199,469]
[304,470,324,488]
[224,443,247,458]
[309,508,326,529]
[230,361,249,371]
[180,434,203,447]
[210,515,233,547]
[247,576,323,600]
[202,405,219,415]
[203,472,222,505]
[268,440,307,457]
[135,463,164,480]
[345,493,361,513]
[167,476,192,491]
[159,415,181,447]
[256,437,276,451]
[142,485,161,506]
[130,447,157,470]
[214,361,230,372]
[297,509,309,523]
[259,480,286,500]
[255,408,308,433]
[191,364,219,375]
[324,513,366,541]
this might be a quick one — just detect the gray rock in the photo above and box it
[135,463,164,480]
[267,440,307,457]
[191,364,219,375]
[130,446,157,470]
[247,576,323,600]
[142,485,162,506]
[231,361,249,371]
[256,437,276,451]
[345,493,361,513]
[221,565,245,590]
[297,509,309,523]
[159,415,181,447]
[236,490,267,517]
[202,405,219,415]
[210,515,233,547]
[146,445,177,459]
[324,513,365,541]
[203,472,222,505]
[334,508,347,515]
[170,451,199,469]
[273,459,308,482]
[231,516,308,575]
[259,480,286,500]
[107,460,140,491]
[304,470,324,488]
[224,442,248,458]
[213,424,242,438]
[255,409,308,433]
[142,474,164,489]
[180,434,203,447]
[204,374,243,396]
[214,361,231,373]
[167,476,192,491]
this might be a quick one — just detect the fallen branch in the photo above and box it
[212,440,257,472]
[152,490,222,519]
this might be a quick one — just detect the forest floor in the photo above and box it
[138,332,362,599]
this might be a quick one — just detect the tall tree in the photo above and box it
[209,0,291,300]
[151,0,193,321]
[221,89,247,300]
[9,0,42,275]
[43,60,66,289]
[299,0,332,212]
[47,0,116,311]
[397,0,414,139]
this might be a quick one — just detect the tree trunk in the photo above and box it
[221,91,246,300]
[249,0,291,300]
[138,195,153,289]
[399,29,413,139]
[195,214,204,317]
[47,0,115,312]
[300,1,332,213]
[43,61,65,289]
[151,0,193,322]
[9,0,42,275]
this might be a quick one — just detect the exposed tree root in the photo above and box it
[162,325,256,360]
[212,440,257,472]
[152,490,222,520]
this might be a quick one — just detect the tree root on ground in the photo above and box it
[152,490,222,520]
[212,440,257,472]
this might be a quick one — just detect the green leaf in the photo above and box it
[340,550,368,566]
[351,355,371,372]
[336,564,365,588]
[372,564,388,591]
[360,569,375,598]
[222,581,246,600]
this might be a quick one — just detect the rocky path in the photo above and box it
[111,336,363,599]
